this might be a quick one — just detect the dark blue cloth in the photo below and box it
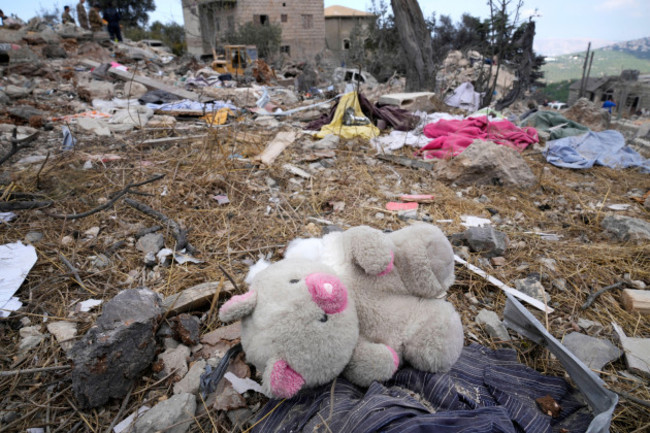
[252,344,593,433]
[602,100,616,113]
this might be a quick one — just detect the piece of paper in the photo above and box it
[0,242,38,318]
[113,406,150,433]
[224,371,267,396]
[79,299,103,312]
[0,212,17,223]
[460,215,492,228]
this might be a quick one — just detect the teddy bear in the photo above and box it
[219,223,464,398]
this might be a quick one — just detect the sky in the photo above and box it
[8,1,650,55]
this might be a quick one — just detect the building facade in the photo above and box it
[569,71,650,115]
[182,0,325,60]
[324,5,375,58]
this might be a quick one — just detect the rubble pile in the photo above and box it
[1,20,649,433]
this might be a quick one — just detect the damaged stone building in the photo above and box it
[182,0,325,59]
[568,70,650,115]
[324,5,375,60]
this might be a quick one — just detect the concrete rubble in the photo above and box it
[0,13,649,433]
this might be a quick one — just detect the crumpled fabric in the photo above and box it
[251,344,593,433]
[520,111,590,140]
[314,92,380,139]
[371,112,463,152]
[545,130,650,173]
[419,116,538,159]
[144,99,238,113]
[444,82,483,112]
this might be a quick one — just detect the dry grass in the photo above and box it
[1,117,649,432]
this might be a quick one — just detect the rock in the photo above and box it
[133,393,196,433]
[157,344,191,380]
[491,256,506,266]
[475,309,510,342]
[144,252,157,266]
[0,91,10,105]
[18,326,44,353]
[9,105,43,122]
[602,215,650,243]
[452,226,509,257]
[562,332,621,372]
[24,232,43,244]
[78,80,114,101]
[136,233,164,254]
[84,226,100,238]
[564,98,610,131]
[69,289,163,408]
[46,321,77,353]
[4,85,30,99]
[91,253,110,269]
[162,282,231,315]
[173,359,206,395]
[577,318,604,334]
[77,117,111,136]
[42,44,67,59]
[109,105,154,128]
[514,276,550,304]
[433,140,537,188]
[61,235,74,246]
[305,134,339,150]
[122,81,148,99]
[171,314,200,346]
[227,408,254,429]
[644,195,650,211]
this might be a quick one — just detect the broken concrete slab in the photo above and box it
[434,140,536,188]
[601,215,650,243]
[69,289,163,408]
[612,322,650,378]
[133,392,196,433]
[452,226,509,257]
[378,92,437,112]
[475,308,510,342]
[562,332,621,372]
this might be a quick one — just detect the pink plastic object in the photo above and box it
[386,202,419,211]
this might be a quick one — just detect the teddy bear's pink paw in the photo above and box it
[270,360,305,398]
[386,345,399,372]
[377,251,395,276]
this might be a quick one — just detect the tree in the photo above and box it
[390,0,436,91]
[224,22,282,59]
[95,0,155,28]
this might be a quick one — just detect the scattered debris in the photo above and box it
[612,323,650,378]
[562,332,622,372]
[0,241,37,317]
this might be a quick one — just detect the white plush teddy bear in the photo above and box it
[219,223,464,398]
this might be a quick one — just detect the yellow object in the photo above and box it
[201,108,233,126]
[211,45,258,77]
[315,92,380,139]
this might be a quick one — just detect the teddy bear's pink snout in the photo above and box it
[305,273,348,314]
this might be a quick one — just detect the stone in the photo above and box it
[227,408,254,429]
[491,256,506,267]
[0,91,10,106]
[304,134,340,150]
[133,393,196,433]
[173,359,206,395]
[4,85,30,99]
[514,276,550,304]
[69,289,163,408]
[84,227,100,238]
[171,314,200,346]
[8,105,43,122]
[602,215,650,243]
[577,318,604,334]
[562,332,621,372]
[433,140,536,188]
[42,44,67,59]
[91,253,110,269]
[19,326,44,353]
[78,80,114,101]
[475,309,510,342]
[157,344,191,380]
[110,105,154,128]
[77,117,111,136]
[452,226,509,257]
[24,232,43,244]
[136,233,164,254]
[46,321,77,353]
[644,195,650,211]
[61,235,74,246]
[122,81,148,98]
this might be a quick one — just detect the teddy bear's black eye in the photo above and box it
[290,279,299,284]
[319,313,328,323]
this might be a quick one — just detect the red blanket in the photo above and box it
[419,116,538,159]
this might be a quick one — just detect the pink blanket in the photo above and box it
[418,116,538,159]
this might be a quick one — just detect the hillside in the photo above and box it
[541,49,650,83]
[601,36,650,60]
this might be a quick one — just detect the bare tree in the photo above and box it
[390,0,436,91]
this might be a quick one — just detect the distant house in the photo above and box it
[182,0,325,60]
[569,71,650,114]
[324,5,375,59]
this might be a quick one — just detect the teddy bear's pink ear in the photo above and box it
[218,290,257,322]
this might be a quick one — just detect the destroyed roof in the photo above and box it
[569,76,612,92]
[324,5,376,17]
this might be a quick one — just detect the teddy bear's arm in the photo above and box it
[342,337,399,387]
[263,358,305,399]
[344,226,394,276]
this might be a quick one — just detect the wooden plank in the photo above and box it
[621,289,650,315]
[79,59,207,102]
[162,281,234,314]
